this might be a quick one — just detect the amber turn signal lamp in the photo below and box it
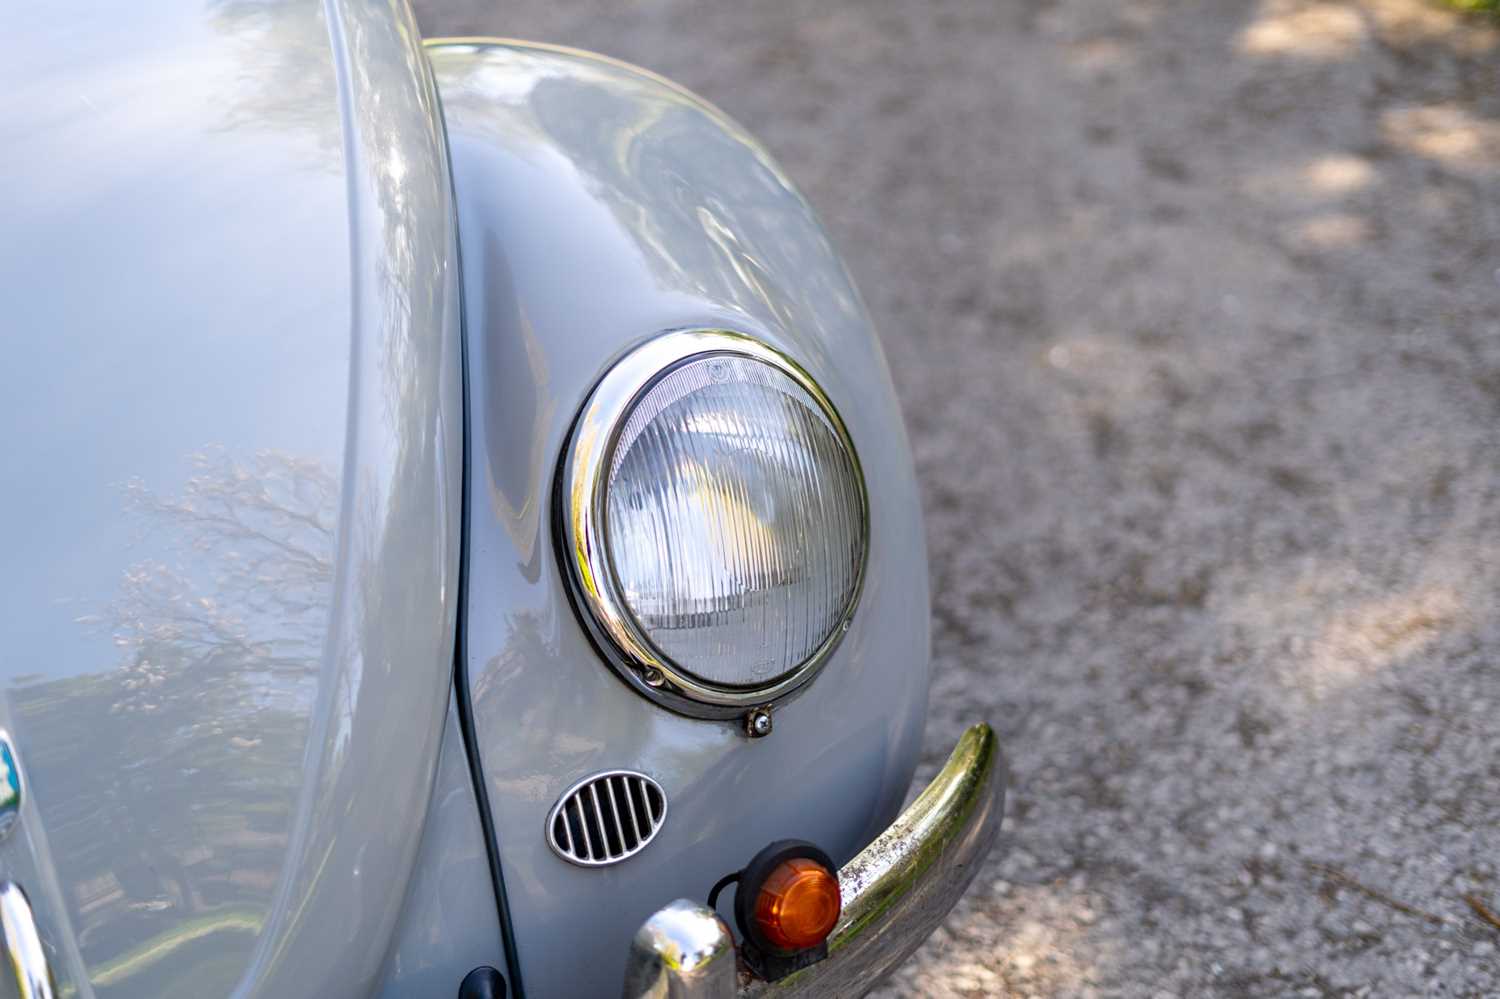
[724,838,844,983]
[752,856,842,951]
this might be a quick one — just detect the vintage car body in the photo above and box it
[0,2,1001,997]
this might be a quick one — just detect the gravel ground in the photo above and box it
[414,2,1500,995]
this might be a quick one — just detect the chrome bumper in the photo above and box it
[622,723,1005,998]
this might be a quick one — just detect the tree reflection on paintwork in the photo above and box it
[5,1,458,995]
[13,448,333,998]
[208,0,341,157]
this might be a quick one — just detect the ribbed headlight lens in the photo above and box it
[560,330,868,716]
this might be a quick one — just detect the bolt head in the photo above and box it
[745,707,773,738]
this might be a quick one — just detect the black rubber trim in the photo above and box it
[445,123,527,998]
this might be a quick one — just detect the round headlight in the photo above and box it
[559,329,868,718]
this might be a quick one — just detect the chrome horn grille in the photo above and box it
[547,770,667,867]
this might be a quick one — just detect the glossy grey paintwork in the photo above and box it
[374,700,504,997]
[0,1,462,995]
[429,40,931,999]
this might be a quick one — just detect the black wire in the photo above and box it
[447,167,527,997]
[707,870,741,913]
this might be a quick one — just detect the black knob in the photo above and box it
[458,965,507,999]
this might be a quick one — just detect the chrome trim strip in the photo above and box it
[623,723,1004,997]
[557,328,870,720]
[0,882,56,999]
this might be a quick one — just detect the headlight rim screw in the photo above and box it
[745,706,774,739]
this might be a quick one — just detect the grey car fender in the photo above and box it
[427,38,934,999]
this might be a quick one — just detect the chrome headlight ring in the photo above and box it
[556,329,869,721]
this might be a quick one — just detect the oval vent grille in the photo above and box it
[547,770,667,867]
